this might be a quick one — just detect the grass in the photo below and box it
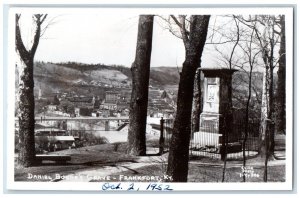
[14,142,286,183]
[188,163,285,182]
[105,162,285,183]
[14,142,135,181]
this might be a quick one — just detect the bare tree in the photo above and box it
[220,16,240,182]
[252,16,278,161]
[127,15,154,155]
[236,27,261,182]
[191,68,201,133]
[236,15,282,182]
[16,14,47,167]
[276,15,286,134]
[166,15,210,182]
[206,15,242,182]
[213,16,263,182]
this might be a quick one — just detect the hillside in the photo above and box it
[150,67,181,85]
[29,62,180,97]
[18,61,267,105]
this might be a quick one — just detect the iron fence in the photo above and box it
[158,118,173,154]
[190,119,260,160]
[16,116,260,159]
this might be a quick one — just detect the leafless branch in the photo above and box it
[31,14,47,56]
[15,14,30,59]
[40,15,61,37]
[155,15,182,39]
[228,16,240,69]
[170,15,190,48]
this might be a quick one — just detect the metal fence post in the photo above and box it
[221,116,227,161]
[159,117,165,155]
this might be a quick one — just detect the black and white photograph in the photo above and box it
[3,4,294,192]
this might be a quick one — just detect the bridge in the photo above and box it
[14,116,129,122]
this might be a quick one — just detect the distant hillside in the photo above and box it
[35,62,180,85]
[20,61,268,104]
[150,67,181,85]
[28,62,180,97]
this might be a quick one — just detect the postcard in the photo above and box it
[3,3,294,192]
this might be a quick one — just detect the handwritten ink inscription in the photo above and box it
[101,182,173,191]
[239,166,260,178]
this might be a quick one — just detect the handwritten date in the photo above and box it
[101,183,173,191]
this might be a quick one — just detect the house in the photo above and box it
[73,107,94,117]
[68,96,95,108]
[91,111,101,117]
[100,102,117,111]
[47,104,57,111]
[99,110,111,117]
[117,100,129,110]
[74,107,80,117]
[105,91,120,103]
[93,97,101,109]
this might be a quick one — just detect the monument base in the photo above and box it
[199,112,222,134]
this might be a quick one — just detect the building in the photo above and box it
[100,102,117,111]
[47,104,57,111]
[68,96,95,108]
[116,100,129,111]
[38,87,42,100]
[105,91,120,103]
[74,107,80,117]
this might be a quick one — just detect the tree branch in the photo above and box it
[170,15,190,48]
[30,14,47,56]
[15,14,30,60]
[228,16,240,69]
[156,15,183,40]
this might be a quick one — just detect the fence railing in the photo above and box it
[158,118,173,154]
[190,120,260,160]
[16,116,260,159]
[157,117,260,160]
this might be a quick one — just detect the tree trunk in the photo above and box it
[16,14,46,167]
[243,65,253,182]
[259,16,277,158]
[260,61,270,157]
[166,15,210,182]
[127,15,154,156]
[276,15,286,134]
[17,58,36,167]
[191,68,202,134]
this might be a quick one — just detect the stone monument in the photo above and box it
[196,68,238,158]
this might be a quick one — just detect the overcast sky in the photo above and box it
[16,10,222,68]
[14,8,291,70]
[18,12,182,67]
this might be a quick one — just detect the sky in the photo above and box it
[13,8,291,70]
[17,11,193,67]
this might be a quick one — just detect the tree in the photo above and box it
[275,15,286,134]
[16,14,47,167]
[206,15,263,182]
[53,94,60,105]
[127,15,154,155]
[236,15,282,182]
[214,16,240,182]
[235,26,261,182]
[191,68,201,133]
[166,15,210,182]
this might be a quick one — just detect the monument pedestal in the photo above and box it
[194,68,238,159]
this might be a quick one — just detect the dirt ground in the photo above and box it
[14,141,286,183]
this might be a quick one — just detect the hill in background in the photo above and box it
[30,61,180,98]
